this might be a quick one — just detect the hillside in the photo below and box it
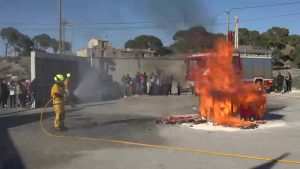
[0,56,31,79]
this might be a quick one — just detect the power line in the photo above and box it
[5,12,300,32]
[0,20,219,26]
[231,1,300,10]
[239,12,300,23]
[223,1,300,35]
[1,1,299,28]
[1,1,299,27]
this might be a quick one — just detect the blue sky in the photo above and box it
[0,0,300,55]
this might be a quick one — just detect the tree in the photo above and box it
[173,30,187,41]
[0,27,20,56]
[170,41,190,53]
[171,26,220,53]
[248,31,260,46]
[291,44,300,67]
[238,28,250,45]
[0,27,33,56]
[0,27,72,56]
[124,40,138,49]
[50,38,59,53]
[124,35,164,55]
[125,35,163,50]
[263,27,289,49]
[49,39,71,54]
[288,35,300,47]
[157,46,172,56]
[272,48,282,62]
[63,41,71,53]
[17,34,33,56]
[33,34,52,51]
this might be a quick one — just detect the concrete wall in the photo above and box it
[76,48,89,57]
[31,52,91,107]
[103,57,187,84]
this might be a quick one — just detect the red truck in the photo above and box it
[185,50,273,93]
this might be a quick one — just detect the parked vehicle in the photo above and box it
[185,49,273,93]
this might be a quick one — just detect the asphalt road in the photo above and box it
[1,92,300,169]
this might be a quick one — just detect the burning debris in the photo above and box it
[156,114,258,129]
[158,39,267,129]
[156,114,206,125]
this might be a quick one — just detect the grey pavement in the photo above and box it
[1,93,300,169]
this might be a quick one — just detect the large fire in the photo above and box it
[194,39,266,127]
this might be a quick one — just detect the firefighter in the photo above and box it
[51,74,67,130]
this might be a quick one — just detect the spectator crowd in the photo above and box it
[0,79,34,109]
[121,72,181,97]
[275,72,292,94]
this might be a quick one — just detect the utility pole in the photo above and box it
[234,16,239,49]
[62,19,66,54]
[61,20,73,54]
[70,24,73,54]
[225,10,230,42]
[58,0,62,54]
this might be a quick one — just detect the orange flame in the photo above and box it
[194,39,266,127]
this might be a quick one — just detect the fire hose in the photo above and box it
[40,99,300,165]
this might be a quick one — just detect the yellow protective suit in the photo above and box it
[51,83,66,129]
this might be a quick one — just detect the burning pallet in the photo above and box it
[157,114,261,129]
[156,114,206,124]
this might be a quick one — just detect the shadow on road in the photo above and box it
[0,108,31,117]
[265,105,285,120]
[0,111,54,169]
[250,153,290,169]
[79,101,116,109]
[264,113,284,120]
[266,106,286,113]
[99,117,158,126]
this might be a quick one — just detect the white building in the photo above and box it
[77,38,156,58]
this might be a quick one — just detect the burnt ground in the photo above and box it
[1,93,300,169]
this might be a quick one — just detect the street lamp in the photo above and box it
[90,48,94,67]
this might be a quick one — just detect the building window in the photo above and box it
[102,42,105,48]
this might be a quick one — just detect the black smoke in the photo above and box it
[128,0,210,32]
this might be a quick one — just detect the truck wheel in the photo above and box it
[265,88,271,94]
[250,116,255,122]
[241,117,246,121]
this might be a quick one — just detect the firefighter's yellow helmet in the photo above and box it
[54,74,65,82]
